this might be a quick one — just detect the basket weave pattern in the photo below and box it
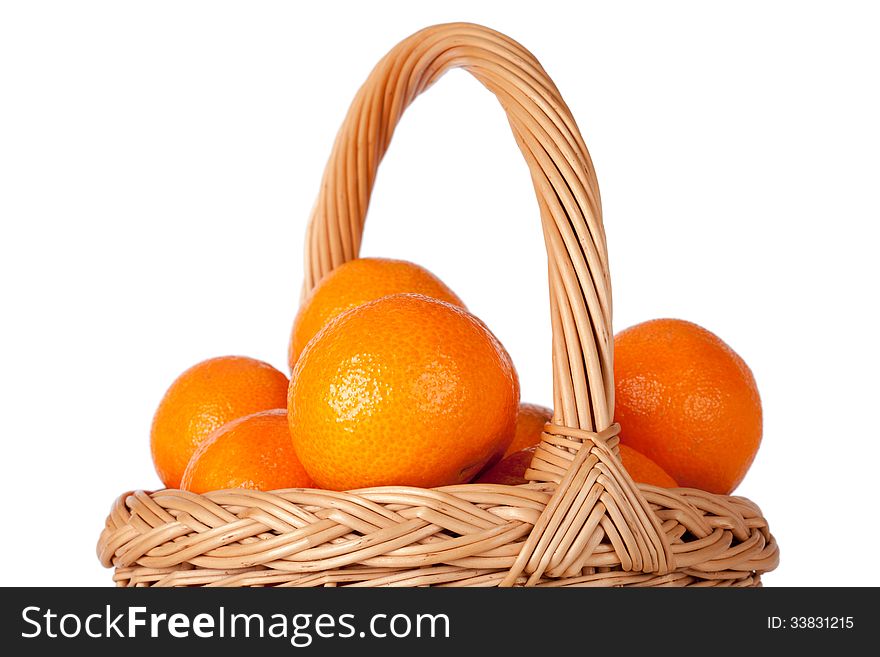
[98,23,778,587]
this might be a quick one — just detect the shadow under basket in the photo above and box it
[97,23,778,587]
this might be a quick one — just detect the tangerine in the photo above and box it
[504,403,553,457]
[150,356,289,488]
[181,409,313,494]
[288,258,464,370]
[288,293,519,490]
[614,318,761,494]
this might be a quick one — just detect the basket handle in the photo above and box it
[302,23,672,584]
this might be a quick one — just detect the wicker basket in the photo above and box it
[97,23,778,587]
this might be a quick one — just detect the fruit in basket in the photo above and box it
[613,318,762,495]
[617,444,678,488]
[181,409,313,493]
[288,257,464,370]
[477,440,677,487]
[288,293,519,490]
[150,356,290,488]
[503,403,553,457]
[476,446,537,485]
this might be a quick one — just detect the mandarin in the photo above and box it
[614,318,761,494]
[476,447,536,486]
[288,258,464,370]
[150,356,289,488]
[504,403,553,457]
[288,293,519,490]
[181,410,313,494]
[617,444,678,488]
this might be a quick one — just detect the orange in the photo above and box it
[504,403,553,457]
[476,447,536,486]
[288,293,519,490]
[288,258,464,370]
[476,444,676,488]
[614,318,762,494]
[150,356,290,489]
[181,410,313,494]
[617,444,678,488]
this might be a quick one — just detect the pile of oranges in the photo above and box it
[150,258,762,497]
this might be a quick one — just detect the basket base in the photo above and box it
[110,563,765,588]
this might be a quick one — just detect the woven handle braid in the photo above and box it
[303,23,671,584]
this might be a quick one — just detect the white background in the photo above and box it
[1,1,877,587]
